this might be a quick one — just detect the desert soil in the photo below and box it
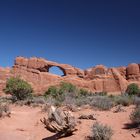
[0,105,139,140]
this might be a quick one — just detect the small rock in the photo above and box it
[78,114,96,120]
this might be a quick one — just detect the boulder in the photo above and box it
[127,63,139,75]
[126,63,140,81]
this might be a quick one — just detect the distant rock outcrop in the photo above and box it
[0,57,139,95]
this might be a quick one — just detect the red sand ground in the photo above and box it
[0,105,139,140]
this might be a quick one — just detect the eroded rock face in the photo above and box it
[126,63,140,81]
[0,57,139,95]
[0,67,13,95]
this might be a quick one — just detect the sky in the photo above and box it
[0,0,140,75]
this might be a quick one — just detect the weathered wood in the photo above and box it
[41,106,77,138]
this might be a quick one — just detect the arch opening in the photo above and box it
[48,66,66,77]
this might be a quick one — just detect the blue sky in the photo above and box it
[0,0,140,74]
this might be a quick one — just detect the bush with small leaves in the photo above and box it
[45,96,57,106]
[95,92,107,96]
[76,96,92,106]
[126,83,140,96]
[130,106,140,124]
[62,92,77,106]
[0,104,10,118]
[0,97,12,104]
[32,96,46,104]
[90,96,114,110]
[4,77,33,101]
[78,88,89,97]
[44,83,113,109]
[114,94,133,106]
[90,122,113,140]
[20,96,46,107]
[45,82,77,98]
[44,86,58,98]
[44,82,78,106]
[133,96,140,107]
[59,82,77,94]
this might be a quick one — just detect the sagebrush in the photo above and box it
[90,122,113,140]
[130,106,140,124]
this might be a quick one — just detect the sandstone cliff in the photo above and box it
[0,57,139,95]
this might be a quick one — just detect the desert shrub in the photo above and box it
[62,92,77,105]
[44,83,112,108]
[44,86,58,98]
[114,94,133,106]
[75,95,114,109]
[59,82,77,94]
[76,96,93,106]
[0,104,10,118]
[0,96,12,104]
[45,96,62,106]
[95,92,107,96]
[45,82,77,98]
[90,96,114,110]
[130,106,140,124]
[126,83,140,96]
[32,96,46,104]
[44,82,78,106]
[90,122,113,140]
[4,77,33,100]
[23,96,46,106]
[42,104,49,112]
[17,95,47,106]
[108,94,115,98]
[133,96,140,107]
[78,88,89,97]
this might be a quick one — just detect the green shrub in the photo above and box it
[78,88,89,97]
[44,86,59,98]
[90,122,113,140]
[59,82,77,94]
[44,83,113,109]
[95,92,107,96]
[126,83,140,96]
[44,82,78,106]
[130,106,140,124]
[4,77,33,100]
[45,82,77,98]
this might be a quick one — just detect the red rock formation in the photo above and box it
[0,57,139,95]
[126,63,140,81]
[0,67,13,95]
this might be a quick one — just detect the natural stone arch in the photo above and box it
[37,65,66,76]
